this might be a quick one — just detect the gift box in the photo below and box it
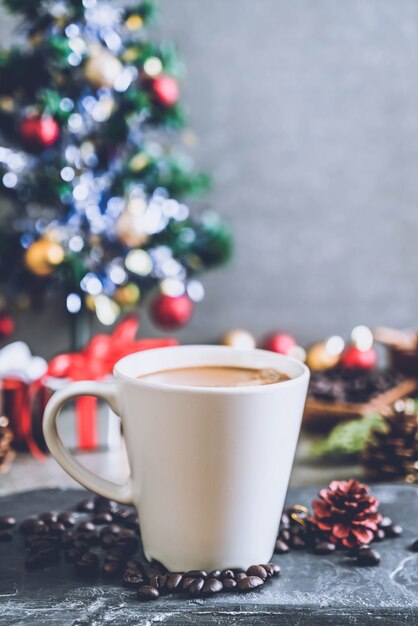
[46,316,178,452]
[0,342,48,457]
[44,376,121,451]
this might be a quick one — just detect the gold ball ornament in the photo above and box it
[306,336,345,371]
[115,195,149,247]
[115,283,140,306]
[221,329,256,350]
[84,45,123,89]
[0,97,14,113]
[125,14,143,31]
[129,153,150,172]
[85,295,96,312]
[24,240,65,277]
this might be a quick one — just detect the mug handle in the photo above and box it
[43,380,134,504]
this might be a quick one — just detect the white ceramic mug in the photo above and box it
[43,345,309,572]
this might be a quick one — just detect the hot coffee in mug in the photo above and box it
[43,345,309,571]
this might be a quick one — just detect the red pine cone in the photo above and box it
[311,479,381,548]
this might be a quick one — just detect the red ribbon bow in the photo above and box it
[47,316,178,449]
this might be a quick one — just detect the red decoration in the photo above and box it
[152,75,180,106]
[150,293,194,330]
[311,479,381,549]
[47,316,178,449]
[20,115,59,149]
[0,314,14,340]
[340,345,377,369]
[262,332,297,355]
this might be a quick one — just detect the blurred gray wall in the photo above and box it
[2,0,418,357]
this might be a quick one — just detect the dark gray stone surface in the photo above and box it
[0,485,418,625]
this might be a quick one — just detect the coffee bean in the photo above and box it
[188,577,205,595]
[114,537,139,554]
[247,565,268,581]
[148,574,167,590]
[374,529,385,542]
[117,528,136,540]
[314,542,336,555]
[182,576,195,591]
[356,548,381,567]
[223,578,237,591]
[72,540,89,553]
[48,522,66,537]
[185,569,207,579]
[125,513,139,529]
[410,539,418,552]
[208,569,222,579]
[61,530,77,547]
[166,573,183,592]
[37,545,60,562]
[57,512,76,528]
[101,534,116,547]
[75,551,99,575]
[386,524,403,538]
[238,575,264,591]
[19,519,46,535]
[100,524,121,536]
[126,559,142,570]
[105,548,126,563]
[235,572,247,582]
[292,535,307,549]
[0,515,16,530]
[81,530,101,547]
[25,534,57,548]
[201,578,223,596]
[103,561,122,576]
[379,516,392,529]
[279,529,291,542]
[25,535,57,552]
[77,521,96,533]
[265,563,281,577]
[94,496,118,513]
[38,512,58,524]
[221,569,235,579]
[65,548,83,563]
[123,569,144,588]
[275,539,289,554]
[76,498,95,513]
[25,547,59,569]
[93,512,113,525]
[137,585,159,601]
[0,531,12,542]
[113,508,132,522]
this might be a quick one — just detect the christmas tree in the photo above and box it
[0,0,231,343]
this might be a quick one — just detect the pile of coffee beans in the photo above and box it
[274,505,403,567]
[308,368,404,405]
[126,563,280,600]
[1,496,281,602]
[0,496,409,602]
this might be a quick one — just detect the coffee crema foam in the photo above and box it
[137,365,290,388]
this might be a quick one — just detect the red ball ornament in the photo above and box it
[20,115,59,149]
[262,332,297,355]
[152,75,180,107]
[0,314,14,340]
[150,293,193,330]
[340,345,378,369]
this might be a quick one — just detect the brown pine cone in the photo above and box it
[311,479,381,548]
[362,400,418,482]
